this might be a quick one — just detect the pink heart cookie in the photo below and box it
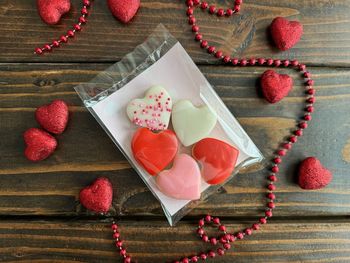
[156,154,201,200]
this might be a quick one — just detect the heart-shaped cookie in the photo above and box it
[172,100,217,146]
[127,85,172,131]
[270,17,303,51]
[79,177,113,213]
[131,128,178,176]
[37,0,71,25]
[156,154,201,200]
[107,0,140,24]
[298,157,332,190]
[35,100,69,135]
[260,70,293,104]
[193,138,239,185]
[23,128,57,162]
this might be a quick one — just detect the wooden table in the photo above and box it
[1,0,350,262]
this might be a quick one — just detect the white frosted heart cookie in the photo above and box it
[171,100,217,146]
[126,85,172,130]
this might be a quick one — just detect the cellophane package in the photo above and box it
[75,24,263,226]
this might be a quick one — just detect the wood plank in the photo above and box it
[0,219,349,262]
[1,0,350,65]
[1,63,349,217]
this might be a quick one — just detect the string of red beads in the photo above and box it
[111,0,316,262]
[34,0,91,55]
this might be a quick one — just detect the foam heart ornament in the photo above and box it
[37,0,71,25]
[261,70,293,104]
[172,100,217,146]
[192,138,239,185]
[270,17,303,51]
[108,0,140,24]
[127,85,172,130]
[131,128,178,176]
[35,100,69,135]
[79,177,113,213]
[298,157,333,190]
[23,128,57,162]
[156,154,201,200]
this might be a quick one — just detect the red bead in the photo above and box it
[213,217,220,224]
[186,0,194,6]
[111,224,118,230]
[273,157,282,164]
[124,257,131,263]
[202,235,209,242]
[295,129,303,136]
[267,193,276,200]
[226,8,233,16]
[215,50,223,58]
[249,58,256,65]
[258,58,266,65]
[81,7,88,15]
[307,97,315,103]
[232,58,239,65]
[201,2,208,9]
[224,243,231,250]
[220,236,227,244]
[304,114,312,121]
[67,30,75,37]
[283,143,292,150]
[289,136,297,143]
[299,64,306,71]
[205,215,211,222]
[195,34,202,41]
[240,59,247,66]
[223,56,231,63]
[274,59,281,66]
[277,149,286,156]
[182,258,189,263]
[307,79,314,86]
[201,40,208,48]
[245,228,252,235]
[193,0,200,5]
[271,166,279,173]
[219,225,226,231]
[208,251,216,258]
[191,256,198,262]
[200,253,207,260]
[217,248,225,256]
[74,24,81,31]
[44,44,51,51]
[35,48,43,55]
[265,210,273,217]
[217,9,224,16]
[79,16,87,23]
[192,25,199,32]
[116,240,123,247]
[113,232,120,239]
[197,228,204,235]
[291,60,299,67]
[268,202,275,209]
[268,184,276,191]
[199,219,205,227]
[269,175,277,182]
[52,40,60,47]
[259,217,267,224]
[307,88,315,95]
[60,35,68,43]
[83,0,90,7]
[228,234,236,242]
[266,58,273,65]
[236,232,244,239]
[187,8,194,16]
[306,106,314,113]
[209,5,216,14]
[234,5,241,12]
[188,17,196,25]
[304,72,311,78]
[120,249,127,256]
[208,46,216,54]
[283,60,290,67]
[299,122,308,129]
[235,0,243,4]
[210,237,217,245]
[252,223,260,230]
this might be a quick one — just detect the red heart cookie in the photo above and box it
[270,17,303,51]
[79,177,113,213]
[261,70,293,104]
[131,128,178,176]
[37,0,71,25]
[107,0,140,24]
[192,138,239,185]
[35,100,69,135]
[298,157,333,190]
[23,128,57,162]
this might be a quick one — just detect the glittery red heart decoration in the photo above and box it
[37,0,71,25]
[131,128,178,176]
[270,17,303,51]
[298,157,332,190]
[192,138,239,185]
[79,177,113,213]
[35,100,69,135]
[107,0,140,23]
[23,128,58,162]
[260,70,293,104]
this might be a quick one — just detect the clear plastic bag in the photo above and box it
[75,24,263,226]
